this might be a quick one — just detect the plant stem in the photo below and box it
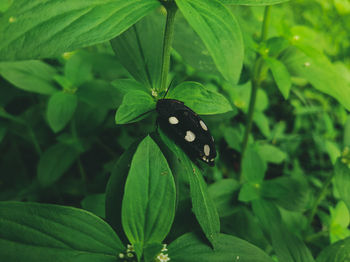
[240,6,271,182]
[307,172,335,226]
[160,3,177,93]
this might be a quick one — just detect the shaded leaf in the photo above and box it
[316,236,350,262]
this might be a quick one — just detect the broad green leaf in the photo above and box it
[122,136,176,247]
[282,47,350,111]
[0,0,160,60]
[335,160,350,212]
[169,82,233,115]
[64,52,93,87]
[111,79,149,96]
[115,91,155,124]
[316,236,350,262]
[159,129,220,248]
[253,200,315,262]
[175,0,244,84]
[242,145,266,183]
[37,143,80,187]
[220,0,290,5]
[111,11,164,90]
[0,201,124,262]
[265,57,292,99]
[257,143,287,164]
[0,60,57,94]
[168,233,274,262]
[47,92,78,133]
[81,193,106,219]
[329,201,350,243]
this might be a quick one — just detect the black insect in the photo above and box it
[156,98,217,166]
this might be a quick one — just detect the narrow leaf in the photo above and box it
[0,0,160,60]
[334,160,350,212]
[175,0,244,84]
[122,136,176,247]
[0,201,124,262]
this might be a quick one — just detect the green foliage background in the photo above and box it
[1,0,350,261]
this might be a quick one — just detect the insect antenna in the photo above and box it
[162,77,177,99]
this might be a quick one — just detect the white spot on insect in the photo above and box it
[210,158,214,162]
[204,144,210,156]
[185,130,196,142]
[199,120,208,131]
[168,116,179,125]
[202,156,207,161]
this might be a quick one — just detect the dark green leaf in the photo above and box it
[111,11,164,90]
[175,0,244,84]
[168,233,274,262]
[0,201,124,262]
[265,57,292,99]
[111,79,149,96]
[335,160,350,212]
[316,236,350,262]
[220,0,290,5]
[122,136,176,247]
[47,92,78,133]
[0,0,160,60]
[0,60,57,94]
[115,91,155,124]
[37,143,80,187]
[81,193,106,218]
[169,82,233,115]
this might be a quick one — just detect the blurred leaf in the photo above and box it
[257,143,286,164]
[334,160,350,212]
[159,129,220,248]
[0,0,13,12]
[111,79,149,96]
[220,0,290,5]
[46,92,78,133]
[0,0,160,60]
[242,145,266,183]
[122,136,176,247]
[168,232,274,262]
[265,57,292,99]
[325,140,341,165]
[37,143,80,187]
[266,37,290,57]
[224,127,242,151]
[316,236,350,262]
[329,201,350,243]
[64,52,93,87]
[0,126,6,143]
[239,183,261,202]
[344,116,350,147]
[0,60,57,95]
[254,111,271,138]
[115,91,155,124]
[175,0,244,84]
[81,193,106,219]
[111,11,164,90]
[169,81,233,115]
[0,201,124,262]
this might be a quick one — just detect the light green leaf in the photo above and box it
[0,0,160,60]
[37,143,80,187]
[115,91,155,124]
[239,183,261,202]
[169,81,233,115]
[0,60,57,95]
[316,236,350,262]
[0,0,13,12]
[47,92,78,132]
[122,136,176,247]
[0,201,124,262]
[329,201,350,244]
[111,11,164,90]
[175,0,244,84]
[257,143,287,164]
[265,57,292,99]
[168,233,274,262]
[335,160,350,212]
[220,0,290,5]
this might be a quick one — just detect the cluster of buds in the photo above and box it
[156,244,170,262]
[118,244,136,262]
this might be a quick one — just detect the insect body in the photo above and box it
[156,98,216,166]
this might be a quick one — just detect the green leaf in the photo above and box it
[169,82,233,115]
[111,79,149,96]
[168,233,274,262]
[159,129,220,248]
[122,136,176,247]
[0,201,124,262]
[111,11,164,90]
[242,145,267,183]
[344,116,350,147]
[47,92,78,133]
[0,0,13,13]
[175,0,243,84]
[64,52,93,87]
[115,91,155,124]
[223,127,242,151]
[265,57,292,99]
[0,0,160,60]
[37,143,80,187]
[316,236,350,262]
[220,0,290,5]
[0,60,57,95]
[329,201,350,243]
[335,160,350,212]
[257,143,287,164]
[81,193,106,219]
[239,183,261,202]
